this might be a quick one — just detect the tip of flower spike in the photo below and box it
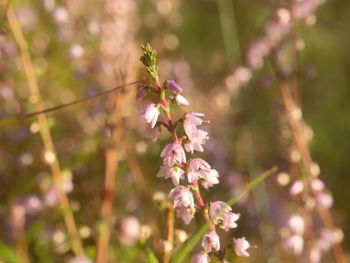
[140,44,159,81]
[140,43,157,67]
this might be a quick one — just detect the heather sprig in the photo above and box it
[138,44,250,262]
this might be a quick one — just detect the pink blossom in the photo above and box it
[142,123,160,141]
[184,129,209,153]
[315,192,333,208]
[192,252,209,263]
[184,112,205,138]
[202,230,220,253]
[176,206,195,224]
[136,87,147,101]
[220,211,240,231]
[290,180,304,196]
[169,186,194,209]
[233,237,250,257]
[118,216,140,246]
[157,164,184,186]
[187,158,212,183]
[200,169,219,189]
[317,228,343,251]
[175,94,190,106]
[311,178,325,192]
[141,103,160,128]
[166,80,182,93]
[308,246,321,263]
[288,214,305,235]
[209,201,240,231]
[187,158,219,188]
[285,234,304,255]
[161,143,186,166]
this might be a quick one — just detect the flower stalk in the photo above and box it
[139,44,248,262]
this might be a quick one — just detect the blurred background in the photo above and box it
[0,0,349,262]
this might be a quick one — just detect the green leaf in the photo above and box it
[0,239,18,263]
[170,166,278,263]
[139,240,159,263]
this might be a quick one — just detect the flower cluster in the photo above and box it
[138,44,250,262]
[282,177,343,262]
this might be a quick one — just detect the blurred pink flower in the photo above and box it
[290,180,304,196]
[209,201,240,231]
[288,214,305,235]
[233,237,250,257]
[176,206,195,225]
[175,94,190,106]
[315,192,333,208]
[166,80,183,93]
[285,234,304,255]
[118,216,141,246]
[311,178,325,192]
[192,252,209,263]
[202,229,220,253]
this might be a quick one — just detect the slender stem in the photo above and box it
[6,6,84,256]
[127,155,146,195]
[16,230,30,263]
[96,68,133,262]
[163,206,175,263]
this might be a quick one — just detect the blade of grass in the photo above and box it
[170,166,278,263]
[0,239,17,263]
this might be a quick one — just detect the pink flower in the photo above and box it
[200,169,219,189]
[192,252,209,263]
[209,201,240,231]
[311,178,325,192]
[184,112,205,138]
[233,237,250,257]
[290,180,304,196]
[175,94,190,106]
[202,230,220,253]
[187,158,219,188]
[166,80,183,93]
[285,234,304,255]
[161,143,186,166]
[142,123,160,141]
[184,129,209,153]
[118,216,141,246]
[157,164,184,186]
[136,87,147,101]
[317,228,343,251]
[288,214,305,235]
[169,186,194,209]
[176,206,195,225]
[141,103,160,128]
[315,192,333,208]
[308,246,321,263]
[187,158,212,183]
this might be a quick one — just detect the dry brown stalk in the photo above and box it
[6,6,84,257]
